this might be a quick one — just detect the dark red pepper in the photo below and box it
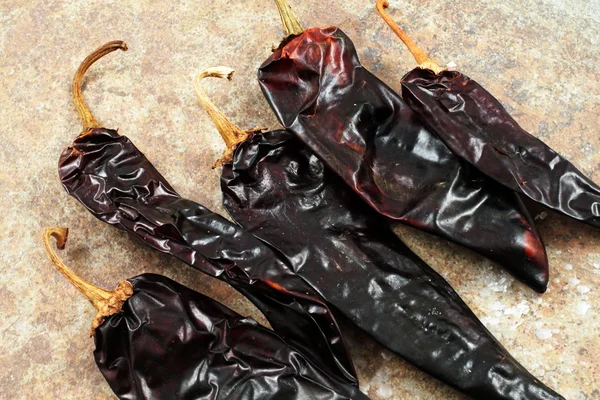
[58,41,357,385]
[257,1,550,293]
[377,1,600,228]
[194,66,564,400]
[43,228,369,400]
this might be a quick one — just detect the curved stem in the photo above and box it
[43,228,112,308]
[274,0,304,36]
[194,67,264,168]
[375,0,443,74]
[43,227,133,336]
[73,40,128,131]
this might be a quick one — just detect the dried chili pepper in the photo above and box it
[58,41,357,385]
[258,0,550,293]
[43,228,369,400]
[377,1,600,228]
[195,67,564,400]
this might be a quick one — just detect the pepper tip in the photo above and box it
[531,272,549,294]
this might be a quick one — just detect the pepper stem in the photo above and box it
[194,67,265,168]
[72,41,128,132]
[375,0,444,74]
[43,227,133,336]
[274,0,304,36]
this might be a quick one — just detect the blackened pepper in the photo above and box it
[194,66,564,400]
[259,1,550,293]
[59,41,357,384]
[43,228,369,400]
[377,0,600,228]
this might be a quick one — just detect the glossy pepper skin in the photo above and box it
[402,69,600,227]
[221,130,564,400]
[96,273,369,400]
[258,27,550,293]
[59,127,356,386]
[59,41,356,385]
[43,228,367,400]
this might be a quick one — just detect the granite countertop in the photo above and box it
[1,0,599,399]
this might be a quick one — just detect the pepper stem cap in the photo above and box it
[193,67,265,168]
[274,0,304,36]
[72,41,128,132]
[43,228,133,337]
[376,0,444,74]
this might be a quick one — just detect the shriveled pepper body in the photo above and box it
[96,274,369,400]
[258,27,549,293]
[220,130,564,400]
[43,229,368,400]
[59,127,356,385]
[402,68,600,227]
[374,0,600,229]
[58,41,357,385]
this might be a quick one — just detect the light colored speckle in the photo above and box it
[555,250,563,255]
[576,302,591,316]
[577,285,591,294]
[504,300,530,317]
[427,307,442,316]
[593,263,600,269]
[569,277,580,286]
[372,368,390,385]
[482,276,511,294]
[447,61,457,68]
[514,320,524,329]
[536,328,553,340]
[564,264,573,270]
[481,316,500,327]
[380,351,393,361]
[376,384,394,398]
[535,211,548,220]
[360,384,370,395]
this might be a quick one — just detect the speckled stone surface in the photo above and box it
[0,0,599,399]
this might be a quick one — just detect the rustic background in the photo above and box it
[1,0,599,399]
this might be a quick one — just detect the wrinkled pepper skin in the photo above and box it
[96,273,369,400]
[58,127,356,385]
[221,130,564,400]
[258,27,550,293]
[402,68,600,227]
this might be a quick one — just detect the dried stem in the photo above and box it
[274,0,304,36]
[376,0,444,74]
[43,228,133,336]
[73,40,128,131]
[194,67,264,168]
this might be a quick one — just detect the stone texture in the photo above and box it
[0,0,599,399]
